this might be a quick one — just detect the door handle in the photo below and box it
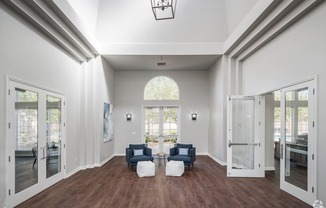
[40,147,44,160]
[228,140,259,148]
[40,147,47,160]
[280,144,283,159]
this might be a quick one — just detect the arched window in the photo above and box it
[144,76,180,100]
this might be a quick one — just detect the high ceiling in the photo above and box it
[103,55,221,71]
[5,0,317,70]
[66,0,259,70]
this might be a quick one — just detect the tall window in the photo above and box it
[144,76,179,100]
[143,76,180,152]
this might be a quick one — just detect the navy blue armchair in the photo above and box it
[126,144,154,168]
[167,143,196,167]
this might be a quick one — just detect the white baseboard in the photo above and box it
[208,153,227,166]
[65,153,228,179]
[65,166,81,178]
[65,154,115,178]
[86,164,95,169]
[196,152,208,155]
[115,152,208,156]
[265,166,276,171]
[99,154,115,166]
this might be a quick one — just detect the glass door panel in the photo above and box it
[231,97,255,170]
[14,88,39,193]
[280,81,315,205]
[144,106,179,154]
[7,80,65,207]
[46,95,62,179]
[284,88,308,191]
[162,107,178,153]
[145,107,160,154]
[227,95,265,177]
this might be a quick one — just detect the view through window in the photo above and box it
[274,90,308,142]
[15,89,38,150]
[144,76,180,154]
[144,76,179,100]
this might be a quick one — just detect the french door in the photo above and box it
[227,95,265,177]
[280,81,316,204]
[7,80,65,207]
[144,106,179,154]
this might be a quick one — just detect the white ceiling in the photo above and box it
[67,0,259,70]
[95,0,229,43]
[103,55,221,71]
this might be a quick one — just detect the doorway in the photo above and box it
[143,106,179,154]
[7,79,65,207]
[227,95,265,177]
[266,80,316,205]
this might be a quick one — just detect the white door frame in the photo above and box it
[279,80,316,204]
[227,95,265,177]
[6,77,66,207]
[142,105,181,153]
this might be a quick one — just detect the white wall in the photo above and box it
[223,0,258,34]
[0,3,82,206]
[97,57,115,162]
[241,2,326,202]
[79,56,115,168]
[0,3,116,206]
[114,70,209,155]
[67,0,101,35]
[208,56,228,164]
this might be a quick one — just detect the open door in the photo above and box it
[280,81,316,204]
[227,95,265,177]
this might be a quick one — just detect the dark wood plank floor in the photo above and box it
[15,157,38,193]
[15,157,60,193]
[16,156,310,208]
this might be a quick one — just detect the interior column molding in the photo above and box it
[227,57,237,95]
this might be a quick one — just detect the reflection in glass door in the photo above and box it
[162,107,178,153]
[280,81,315,204]
[144,106,179,154]
[144,107,160,153]
[46,95,62,179]
[14,88,39,193]
[284,88,308,190]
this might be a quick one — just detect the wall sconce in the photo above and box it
[191,113,197,121]
[126,113,132,121]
